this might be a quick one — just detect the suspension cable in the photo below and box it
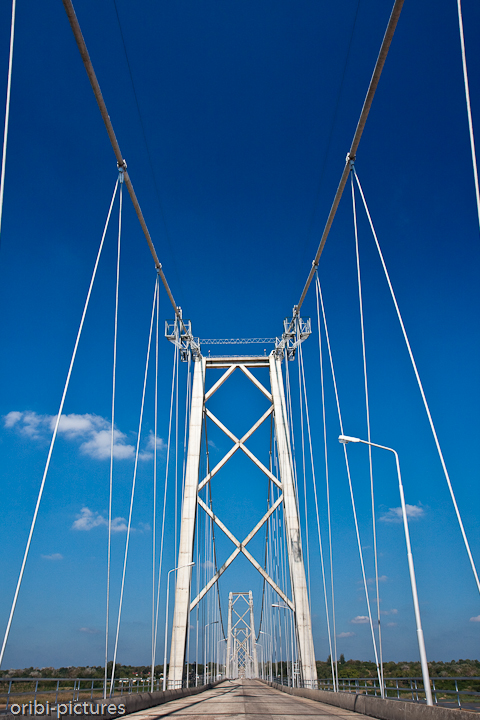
[457,0,480,231]
[61,0,189,333]
[0,0,16,246]
[315,278,338,691]
[353,169,480,596]
[150,278,160,692]
[0,179,119,671]
[293,0,405,319]
[174,340,179,577]
[316,274,383,691]
[104,178,123,698]
[351,176,384,695]
[298,341,336,691]
[110,280,158,695]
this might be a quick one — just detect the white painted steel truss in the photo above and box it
[192,361,291,611]
[226,592,258,679]
[167,352,316,689]
[166,313,311,361]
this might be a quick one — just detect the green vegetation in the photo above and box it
[0,659,479,681]
[0,662,163,680]
[316,658,480,679]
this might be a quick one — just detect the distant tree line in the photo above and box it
[317,658,480,679]
[1,658,479,680]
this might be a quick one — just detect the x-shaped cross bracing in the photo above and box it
[190,363,294,612]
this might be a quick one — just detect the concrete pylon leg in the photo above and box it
[168,357,206,688]
[249,591,258,678]
[269,355,317,688]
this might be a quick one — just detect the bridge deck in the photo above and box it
[127,679,372,719]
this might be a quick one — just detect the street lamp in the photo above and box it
[204,620,219,685]
[259,630,272,682]
[272,603,297,687]
[163,562,195,691]
[256,642,264,679]
[338,434,433,706]
[218,638,227,679]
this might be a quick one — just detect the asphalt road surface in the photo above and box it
[126,679,373,719]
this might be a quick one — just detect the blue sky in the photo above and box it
[0,0,479,672]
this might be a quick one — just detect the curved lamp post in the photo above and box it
[259,630,272,682]
[338,435,433,706]
[218,638,227,680]
[204,620,219,685]
[163,562,195,691]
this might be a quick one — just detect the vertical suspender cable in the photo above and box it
[0,0,16,245]
[150,279,160,692]
[104,178,123,698]
[182,354,192,503]
[195,475,200,685]
[110,280,157,695]
[0,179,119,671]
[315,279,338,691]
[153,346,177,674]
[298,341,336,691]
[297,348,311,603]
[284,357,300,506]
[351,176,384,695]
[175,342,179,573]
[457,0,480,231]
[183,357,193,686]
[316,274,383,692]
[353,169,480,595]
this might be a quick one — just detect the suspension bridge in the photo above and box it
[0,0,479,718]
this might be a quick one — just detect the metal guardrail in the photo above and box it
[318,676,480,709]
[0,673,227,713]
[0,677,159,713]
[270,675,480,710]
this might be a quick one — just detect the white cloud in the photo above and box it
[386,622,398,627]
[366,575,388,585]
[41,553,63,561]
[72,507,127,533]
[138,432,168,461]
[470,615,480,622]
[338,632,355,638]
[381,608,398,616]
[380,504,425,523]
[4,411,22,428]
[72,507,107,531]
[55,413,102,437]
[202,560,215,570]
[351,616,369,624]
[3,410,163,461]
[5,410,45,438]
[80,429,134,460]
[79,627,99,635]
[111,516,128,533]
[145,431,166,453]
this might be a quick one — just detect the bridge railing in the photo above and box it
[0,676,159,713]
[271,675,480,709]
[0,672,228,712]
